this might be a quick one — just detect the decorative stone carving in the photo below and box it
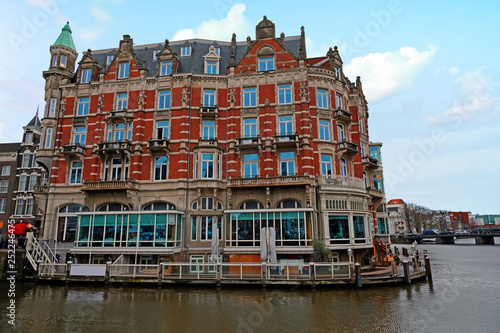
[59,99,66,116]
[300,82,309,103]
[229,89,235,108]
[97,95,104,113]
[138,90,146,111]
[182,87,188,108]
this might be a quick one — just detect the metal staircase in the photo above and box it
[25,232,59,274]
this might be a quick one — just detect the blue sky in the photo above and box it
[0,0,499,214]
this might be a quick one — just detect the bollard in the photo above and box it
[355,263,362,288]
[391,260,397,276]
[403,261,411,284]
[424,256,432,281]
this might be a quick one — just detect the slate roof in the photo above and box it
[26,113,41,128]
[87,36,302,77]
[0,143,21,153]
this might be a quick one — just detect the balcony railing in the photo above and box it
[337,140,358,157]
[61,144,85,158]
[81,179,137,191]
[318,175,365,190]
[228,174,313,187]
[334,108,352,122]
[200,105,218,117]
[273,132,299,149]
[197,138,219,147]
[34,184,48,193]
[147,138,170,152]
[236,136,262,150]
[106,109,134,121]
[362,156,379,170]
[367,186,384,198]
[95,140,132,156]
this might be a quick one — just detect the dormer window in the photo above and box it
[153,50,160,59]
[259,56,274,71]
[118,62,129,79]
[160,61,172,76]
[106,55,114,65]
[204,46,220,75]
[181,46,191,57]
[214,48,220,56]
[60,54,67,68]
[206,61,217,74]
[81,69,92,83]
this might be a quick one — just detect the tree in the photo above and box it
[404,203,433,232]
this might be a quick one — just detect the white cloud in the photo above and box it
[426,67,498,125]
[74,6,114,43]
[171,3,251,41]
[344,45,437,102]
[449,66,459,75]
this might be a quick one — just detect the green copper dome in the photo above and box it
[53,22,76,51]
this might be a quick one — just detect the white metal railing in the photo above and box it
[314,262,351,280]
[25,234,58,273]
[38,263,67,277]
[267,263,311,280]
[109,264,159,278]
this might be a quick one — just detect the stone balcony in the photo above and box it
[273,132,299,149]
[228,174,314,188]
[199,105,218,118]
[318,175,365,190]
[334,108,352,123]
[337,140,358,158]
[362,156,379,170]
[236,136,262,151]
[81,179,137,191]
[61,144,85,160]
[105,109,134,121]
[146,138,170,153]
[94,140,132,157]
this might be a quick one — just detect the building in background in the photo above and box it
[0,143,21,240]
[448,211,470,231]
[474,214,500,230]
[34,18,386,266]
[387,199,407,235]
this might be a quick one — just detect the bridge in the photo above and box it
[393,233,500,245]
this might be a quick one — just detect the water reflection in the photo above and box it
[2,242,500,332]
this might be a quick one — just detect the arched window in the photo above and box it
[257,46,275,72]
[142,202,176,211]
[239,201,264,210]
[97,203,130,212]
[276,200,302,209]
[58,204,88,241]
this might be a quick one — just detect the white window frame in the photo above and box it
[25,198,33,216]
[1,165,11,176]
[74,126,86,145]
[22,152,31,168]
[158,90,171,110]
[156,121,170,139]
[201,153,215,179]
[190,255,204,273]
[106,55,114,65]
[70,161,82,184]
[25,132,33,144]
[181,46,191,57]
[160,61,172,76]
[243,118,257,138]
[258,56,274,71]
[203,89,216,107]
[317,89,328,109]
[338,124,345,142]
[81,69,92,83]
[77,97,90,116]
[201,197,214,210]
[278,116,293,136]
[15,199,25,216]
[118,62,129,79]
[28,173,37,191]
[44,128,53,148]
[202,120,215,140]
[280,151,295,176]
[336,94,343,109]
[116,93,128,110]
[321,154,333,177]
[0,180,9,193]
[319,119,330,141]
[278,84,292,104]
[154,156,168,181]
[18,174,28,191]
[49,98,57,117]
[0,198,6,213]
[60,54,67,68]
[243,88,257,107]
[243,154,258,178]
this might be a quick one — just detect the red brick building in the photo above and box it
[35,18,386,266]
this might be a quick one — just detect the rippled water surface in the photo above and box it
[2,239,500,333]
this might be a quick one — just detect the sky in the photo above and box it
[0,0,498,214]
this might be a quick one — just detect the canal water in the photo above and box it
[1,238,500,333]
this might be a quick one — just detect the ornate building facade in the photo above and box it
[35,18,387,266]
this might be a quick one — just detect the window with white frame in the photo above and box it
[321,155,333,177]
[118,62,129,79]
[317,89,328,109]
[202,120,215,139]
[334,66,340,79]
[203,89,216,107]
[116,93,127,110]
[258,56,274,71]
[52,54,58,67]
[106,55,114,65]
[363,171,368,188]
[153,50,160,59]
[156,121,169,139]
[70,161,82,184]
[60,54,67,68]
[243,154,258,178]
[49,98,57,117]
[214,48,220,56]
[278,84,292,104]
[25,198,33,216]
[278,116,293,136]
[81,69,92,83]
[160,61,172,76]
[77,97,90,116]
[103,158,129,181]
[25,132,33,144]
[1,165,11,176]
[181,46,191,57]
[190,255,203,273]
[74,126,86,145]
[319,119,330,141]
[0,180,9,193]
[18,174,28,191]
[280,152,295,176]
[22,152,31,168]
[201,153,214,179]
[44,128,53,148]
[15,199,25,216]
[0,198,5,213]
[205,61,218,74]
[340,158,347,181]
[243,118,257,139]
[337,124,345,142]
[360,117,365,134]
[29,173,37,191]
[58,204,87,241]
[154,156,168,180]
[158,90,171,109]
[336,94,343,109]
[32,156,38,168]
[107,123,132,142]
[243,88,257,107]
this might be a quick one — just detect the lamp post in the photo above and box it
[347,248,354,263]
